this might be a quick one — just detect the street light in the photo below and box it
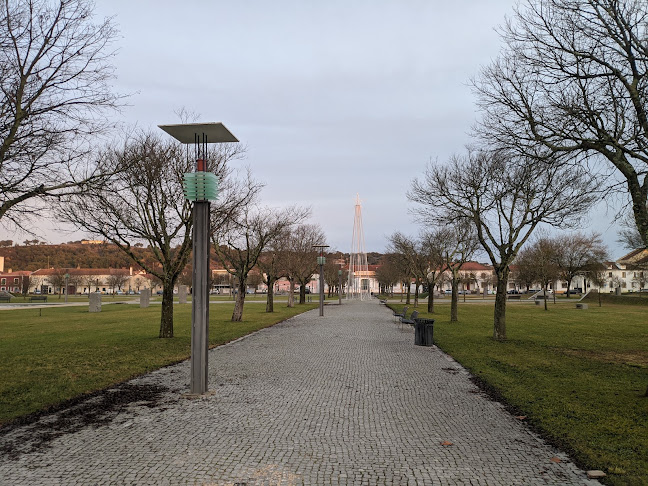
[338,269,342,305]
[313,244,329,317]
[159,122,238,395]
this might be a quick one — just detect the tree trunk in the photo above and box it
[414,280,419,307]
[427,280,435,313]
[231,279,247,321]
[299,284,306,304]
[493,268,509,341]
[543,285,548,311]
[451,277,459,322]
[266,277,275,313]
[159,281,175,338]
[406,281,411,305]
[287,279,295,308]
[566,277,572,298]
[599,290,602,307]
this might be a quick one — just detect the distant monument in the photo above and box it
[140,288,150,308]
[89,293,101,313]
[347,194,370,300]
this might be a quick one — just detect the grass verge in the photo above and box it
[0,302,317,426]
[390,302,648,485]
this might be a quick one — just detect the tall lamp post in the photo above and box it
[313,244,329,317]
[159,122,238,395]
[338,269,342,305]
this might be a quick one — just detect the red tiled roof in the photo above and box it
[0,271,31,277]
[32,268,131,276]
[460,261,492,271]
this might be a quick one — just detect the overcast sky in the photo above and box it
[11,0,627,257]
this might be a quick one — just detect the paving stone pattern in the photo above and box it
[0,300,600,485]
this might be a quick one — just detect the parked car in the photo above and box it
[444,289,452,295]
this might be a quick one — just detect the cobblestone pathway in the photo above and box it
[0,300,600,485]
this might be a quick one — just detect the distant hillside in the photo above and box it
[0,243,154,271]
[0,242,385,272]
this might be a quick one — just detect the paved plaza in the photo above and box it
[0,300,600,485]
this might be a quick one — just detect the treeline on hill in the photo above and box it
[0,242,156,271]
[0,241,384,272]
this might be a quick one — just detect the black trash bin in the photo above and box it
[414,318,435,346]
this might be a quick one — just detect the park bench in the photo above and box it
[507,295,521,300]
[29,295,47,302]
[400,310,419,329]
[0,295,11,303]
[393,306,408,322]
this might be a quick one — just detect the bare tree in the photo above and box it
[387,234,416,306]
[631,269,648,296]
[67,274,81,294]
[0,0,125,229]
[418,230,449,313]
[212,206,307,321]
[30,276,43,294]
[61,131,248,337]
[388,233,419,307]
[517,237,561,310]
[282,224,326,307]
[438,223,479,322]
[375,254,401,297]
[511,257,535,294]
[473,0,648,247]
[409,150,596,340]
[389,231,447,312]
[20,274,31,297]
[553,233,609,297]
[257,234,288,313]
[246,271,263,294]
[322,258,342,298]
[47,269,67,298]
[80,275,97,294]
[106,273,128,296]
[588,264,608,307]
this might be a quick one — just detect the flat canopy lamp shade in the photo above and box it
[158,122,239,144]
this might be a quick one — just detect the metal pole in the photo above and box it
[64,274,69,303]
[319,261,324,317]
[190,198,210,395]
[338,270,342,305]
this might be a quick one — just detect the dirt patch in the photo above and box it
[559,348,648,368]
[0,382,168,460]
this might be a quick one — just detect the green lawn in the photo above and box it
[0,301,317,425]
[389,301,648,485]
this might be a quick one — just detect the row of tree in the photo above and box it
[384,0,648,396]
[379,225,478,323]
[513,234,609,309]
[0,0,335,337]
[392,0,648,346]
